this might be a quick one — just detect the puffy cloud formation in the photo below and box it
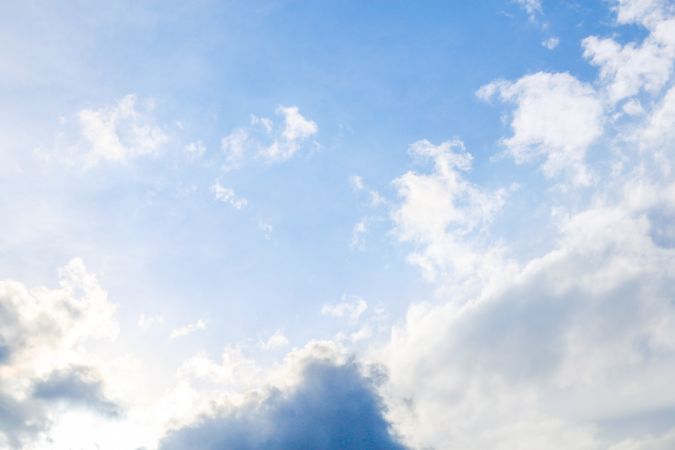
[159,360,406,450]
[583,0,675,103]
[0,259,121,448]
[79,94,168,166]
[392,139,509,286]
[478,72,603,185]
[378,1,675,448]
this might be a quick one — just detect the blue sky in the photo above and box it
[3,1,675,449]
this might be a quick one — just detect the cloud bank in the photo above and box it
[159,360,406,450]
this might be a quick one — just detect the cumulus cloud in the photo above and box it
[391,139,510,286]
[0,259,120,448]
[379,4,675,447]
[383,189,675,449]
[78,94,168,166]
[159,360,406,450]
[478,72,603,185]
[582,0,675,104]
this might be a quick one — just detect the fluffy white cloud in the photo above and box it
[261,106,318,161]
[392,139,510,289]
[478,72,603,185]
[78,94,168,166]
[379,6,675,444]
[583,0,675,104]
[382,174,675,449]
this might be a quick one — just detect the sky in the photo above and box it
[2,0,675,448]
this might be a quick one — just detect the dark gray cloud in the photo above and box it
[32,366,122,418]
[159,360,407,450]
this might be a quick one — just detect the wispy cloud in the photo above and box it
[169,319,206,339]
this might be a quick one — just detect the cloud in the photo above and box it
[169,319,207,339]
[258,220,274,240]
[211,181,248,209]
[258,330,290,351]
[383,184,675,449]
[0,259,120,448]
[542,36,560,50]
[349,175,365,191]
[514,0,542,20]
[219,106,318,169]
[351,219,369,250]
[32,366,122,417]
[582,0,675,104]
[0,392,45,450]
[184,140,206,158]
[261,106,318,161]
[159,359,406,450]
[391,139,509,285]
[322,297,368,324]
[221,128,249,171]
[78,94,168,167]
[380,7,675,445]
[478,72,603,185]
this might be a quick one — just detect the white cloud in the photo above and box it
[392,139,510,286]
[382,187,675,449]
[78,94,168,167]
[258,220,274,240]
[210,181,247,209]
[542,36,560,50]
[478,72,603,185]
[351,219,368,250]
[260,105,318,161]
[220,128,248,171]
[632,84,675,151]
[582,1,675,104]
[258,330,290,351]
[219,105,318,168]
[349,175,365,191]
[321,296,368,324]
[169,319,206,339]
[514,0,542,20]
[184,140,205,158]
